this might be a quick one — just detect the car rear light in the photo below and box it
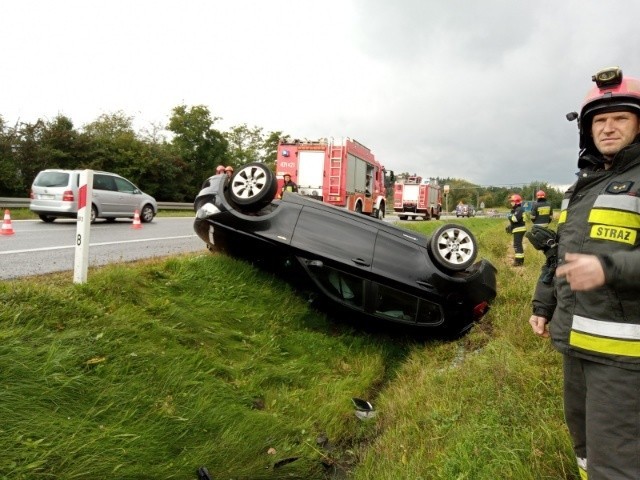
[473,301,490,320]
[62,190,74,202]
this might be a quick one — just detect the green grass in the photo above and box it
[0,219,578,479]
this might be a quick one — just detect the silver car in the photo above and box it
[30,169,157,223]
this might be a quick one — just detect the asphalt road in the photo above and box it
[0,217,204,280]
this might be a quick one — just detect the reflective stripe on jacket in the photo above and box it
[509,205,526,233]
[531,200,553,226]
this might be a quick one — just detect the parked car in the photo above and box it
[30,169,157,223]
[193,162,497,336]
[455,203,475,217]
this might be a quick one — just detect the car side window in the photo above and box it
[314,268,365,307]
[114,177,136,194]
[94,174,117,191]
[374,284,417,321]
[374,284,443,325]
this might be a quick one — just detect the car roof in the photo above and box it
[37,169,121,176]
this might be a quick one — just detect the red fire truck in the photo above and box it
[275,137,388,218]
[393,175,442,220]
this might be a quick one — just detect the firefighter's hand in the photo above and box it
[556,253,605,291]
[529,315,549,338]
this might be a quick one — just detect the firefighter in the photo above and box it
[280,173,298,197]
[529,66,640,480]
[224,166,234,178]
[530,190,553,226]
[215,165,225,175]
[507,193,526,266]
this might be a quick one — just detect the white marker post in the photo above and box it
[74,170,94,284]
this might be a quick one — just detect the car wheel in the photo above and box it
[90,205,98,224]
[39,215,55,223]
[355,202,363,214]
[399,215,407,220]
[375,207,384,220]
[228,162,277,212]
[140,204,155,223]
[428,223,477,272]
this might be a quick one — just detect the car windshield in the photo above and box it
[34,172,69,187]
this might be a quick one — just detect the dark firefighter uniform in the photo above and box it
[280,175,298,198]
[531,198,553,227]
[508,201,526,266]
[532,141,640,480]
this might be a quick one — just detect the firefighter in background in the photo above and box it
[530,190,553,227]
[507,194,526,266]
[280,173,298,197]
[529,66,640,479]
[215,165,225,175]
[224,166,234,178]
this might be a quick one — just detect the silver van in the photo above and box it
[30,169,157,223]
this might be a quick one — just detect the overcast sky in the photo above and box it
[3,0,640,188]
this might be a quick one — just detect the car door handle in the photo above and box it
[351,258,370,267]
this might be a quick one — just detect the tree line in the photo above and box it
[0,105,281,201]
[0,104,566,207]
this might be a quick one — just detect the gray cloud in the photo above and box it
[3,0,640,188]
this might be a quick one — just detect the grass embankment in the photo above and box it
[0,219,577,479]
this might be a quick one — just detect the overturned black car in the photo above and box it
[194,163,497,336]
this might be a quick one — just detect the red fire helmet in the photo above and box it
[578,66,640,151]
[510,194,522,204]
[536,190,546,199]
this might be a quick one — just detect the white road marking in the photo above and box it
[0,235,197,255]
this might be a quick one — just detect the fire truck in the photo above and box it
[393,175,442,220]
[275,137,388,218]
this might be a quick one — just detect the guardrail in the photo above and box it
[0,197,193,210]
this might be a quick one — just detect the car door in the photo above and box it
[93,174,121,215]
[113,176,140,215]
[290,205,377,273]
[372,229,431,287]
[371,230,444,326]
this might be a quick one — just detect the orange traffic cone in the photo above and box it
[1,209,15,235]
[131,209,142,229]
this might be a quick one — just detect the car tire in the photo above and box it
[428,223,478,272]
[228,162,277,212]
[399,215,407,220]
[39,215,55,223]
[375,207,384,220]
[90,205,98,224]
[140,204,155,223]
